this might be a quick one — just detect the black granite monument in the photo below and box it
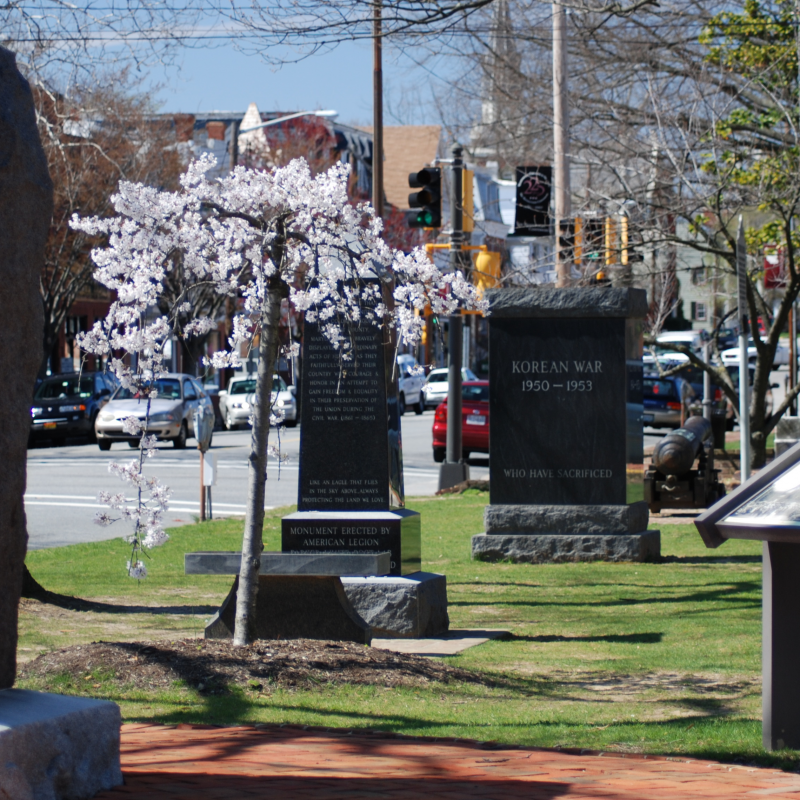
[471,287,660,563]
[282,320,421,575]
[696,443,800,750]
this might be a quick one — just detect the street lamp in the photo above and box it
[238,109,338,135]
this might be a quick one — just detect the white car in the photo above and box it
[218,374,298,430]
[396,354,425,416]
[720,339,789,369]
[656,331,704,353]
[423,367,478,409]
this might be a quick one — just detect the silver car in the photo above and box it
[94,373,213,450]
[218,374,298,430]
[422,367,478,409]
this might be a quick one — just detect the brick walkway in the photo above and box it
[94,722,800,799]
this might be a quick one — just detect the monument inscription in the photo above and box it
[298,321,402,510]
[490,316,636,505]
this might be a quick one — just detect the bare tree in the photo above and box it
[36,75,183,376]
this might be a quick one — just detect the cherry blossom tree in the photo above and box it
[71,153,482,646]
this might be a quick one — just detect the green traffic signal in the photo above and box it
[407,167,442,229]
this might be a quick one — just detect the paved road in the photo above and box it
[25,411,489,549]
[31,368,784,549]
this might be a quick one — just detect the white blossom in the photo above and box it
[126,560,148,579]
[71,154,484,579]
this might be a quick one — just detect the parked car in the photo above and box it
[218,374,298,430]
[396,354,425,415]
[30,371,118,445]
[642,375,683,429]
[422,367,478,410]
[656,331,704,354]
[720,338,790,369]
[432,380,489,462]
[94,373,213,450]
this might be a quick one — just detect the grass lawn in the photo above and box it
[19,490,793,768]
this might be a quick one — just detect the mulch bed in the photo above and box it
[19,639,489,694]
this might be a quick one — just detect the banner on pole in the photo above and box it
[513,166,552,236]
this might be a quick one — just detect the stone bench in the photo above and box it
[185,551,391,644]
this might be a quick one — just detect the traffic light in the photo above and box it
[406,167,442,228]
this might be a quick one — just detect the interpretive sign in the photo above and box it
[696,442,800,750]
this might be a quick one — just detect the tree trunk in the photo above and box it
[233,281,287,646]
[751,429,767,472]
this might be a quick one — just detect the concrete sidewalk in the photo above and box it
[96,722,800,799]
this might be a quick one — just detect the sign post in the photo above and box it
[737,217,751,481]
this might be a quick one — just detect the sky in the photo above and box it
[147,38,438,128]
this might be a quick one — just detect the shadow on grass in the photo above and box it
[449,581,761,609]
[22,588,217,616]
[511,632,663,644]
[659,555,762,564]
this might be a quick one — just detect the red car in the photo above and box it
[432,380,489,462]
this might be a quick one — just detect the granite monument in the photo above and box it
[282,319,421,575]
[0,46,123,800]
[281,317,448,636]
[471,287,660,562]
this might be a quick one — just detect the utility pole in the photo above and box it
[439,143,470,491]
[372,0,384,219]
[552,1,571,287]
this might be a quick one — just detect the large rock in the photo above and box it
[0,46,52,689]
[342,573,449,638]
[0,690,122,800]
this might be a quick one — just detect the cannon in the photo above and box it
[644,415,726,513]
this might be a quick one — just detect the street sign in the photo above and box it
[737,217,748,329]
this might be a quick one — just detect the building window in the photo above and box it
[691,266,707,285]
[691,301,707,322]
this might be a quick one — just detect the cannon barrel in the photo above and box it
[652,415,713,476]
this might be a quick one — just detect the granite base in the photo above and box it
[484,502,650,535]
[206,575,372,644]
[341,572,449,638]
[0,689,122,800]
[471,531,661,563]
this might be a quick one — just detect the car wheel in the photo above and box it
[399,393,406,416]
[98,439,112,451]
[128,439,139,448]
[173,422,188,449]
[285,418,298,428]
[414,396,424,414]
[433,446,445,463]
[88,412,98,443]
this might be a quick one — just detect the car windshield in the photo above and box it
[113,378,181,401]
[230,380,257,395]
[230,376,287,394]
[463,384,489,402]
[643,378,678,399]
[35,376,93,399]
